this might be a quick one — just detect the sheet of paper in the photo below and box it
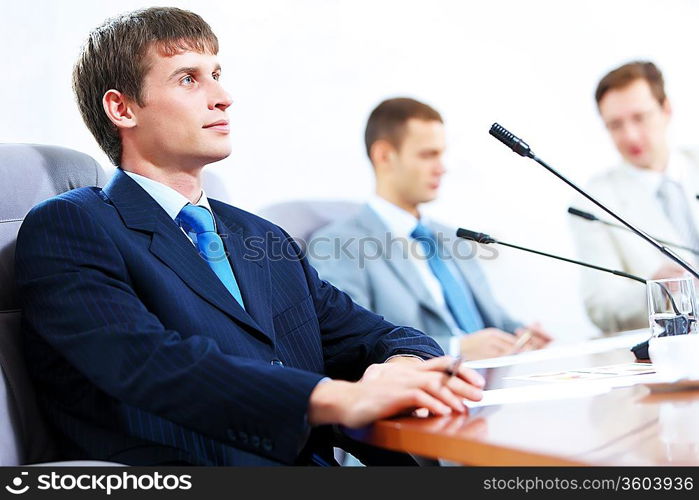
[462,330,650,369]
[464,383,611,408]
[506,363,656,383]
[464,372,663,408]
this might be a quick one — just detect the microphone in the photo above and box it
[455,228,496,244]
[489,123,699,280]
[456,228,646,284]
[567,206,597,221]
[488,123,535,158]
[568,206,699,256]
[456,228,687,359]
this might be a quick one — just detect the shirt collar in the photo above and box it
[666,149,690,185]
[367,195,427,238]
[620,149,688,195]
[123,170,213,221]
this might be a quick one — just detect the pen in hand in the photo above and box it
[444,355,463,380]
[511,329,533,354]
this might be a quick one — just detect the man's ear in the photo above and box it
[102,89,137,129]
[370,140,397,170]
[662,97,672,119]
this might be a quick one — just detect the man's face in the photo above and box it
[127,48,232,168]
[598,78,671,170]
[387,119,447,205]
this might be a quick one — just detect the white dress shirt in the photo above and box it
[621,150,689,195]
[621,152,699,250]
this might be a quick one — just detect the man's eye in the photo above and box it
[181,75,194,85]
[637,111,655,124]
[213,73,221,81]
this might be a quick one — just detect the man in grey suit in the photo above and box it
[309,98,551,359]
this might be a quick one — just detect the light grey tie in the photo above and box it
[657,176,699,259]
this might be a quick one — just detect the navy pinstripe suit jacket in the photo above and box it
[15,169,442,466]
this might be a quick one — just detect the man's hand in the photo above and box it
[458,328,519,360]
[307,356,484,429]
[651,262,688,281]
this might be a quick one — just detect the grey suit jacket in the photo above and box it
[569,148,699,333]
[308,204,522,352]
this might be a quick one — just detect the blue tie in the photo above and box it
[411,222,485,333]
[177,204,245,309]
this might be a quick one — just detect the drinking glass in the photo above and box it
[647,276,697,338]
[647,276,699,381]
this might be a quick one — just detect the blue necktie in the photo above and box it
[411,222,485,333]
[177,204,245,309]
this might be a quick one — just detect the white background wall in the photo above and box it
[3,0,699,340]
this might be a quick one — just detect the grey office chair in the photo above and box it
[258,200,362,249]
[0,143,119,466]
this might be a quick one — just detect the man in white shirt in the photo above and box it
[309,98,551,359]
[570,61,699,333]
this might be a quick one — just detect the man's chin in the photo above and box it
[625,155,651,170]
[202,148,232,165]
[421,191,440,203]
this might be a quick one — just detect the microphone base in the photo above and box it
[631,339,650,361]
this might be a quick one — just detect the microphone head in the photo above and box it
[489,123,534,158]
[567,207,598,221]
[456,228,496,244]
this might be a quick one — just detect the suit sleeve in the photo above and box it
[286,229,443,381]
[15,197,324,464]
[569,203,647,333]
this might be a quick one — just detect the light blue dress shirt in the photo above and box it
[123,170,215,244]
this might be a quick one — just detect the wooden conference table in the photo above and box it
[347,331,699,466]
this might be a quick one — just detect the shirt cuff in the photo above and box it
[384,354,425,363]
[449,335,462,357]
[305,377,332,430]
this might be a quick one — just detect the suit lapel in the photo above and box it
[102,170,272,343]
[213,211,275,339]
[358,205,444,319]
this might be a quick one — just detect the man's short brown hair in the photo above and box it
[72,7,219,166]
[595,61,666,107]
[364,98,443,159]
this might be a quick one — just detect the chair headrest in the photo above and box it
[258,200,362,247]
[0,144,107,219]
[0,144,108,311]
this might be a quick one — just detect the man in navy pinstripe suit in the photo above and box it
[14,7,484,466]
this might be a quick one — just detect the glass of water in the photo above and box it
[647,276,698,338]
